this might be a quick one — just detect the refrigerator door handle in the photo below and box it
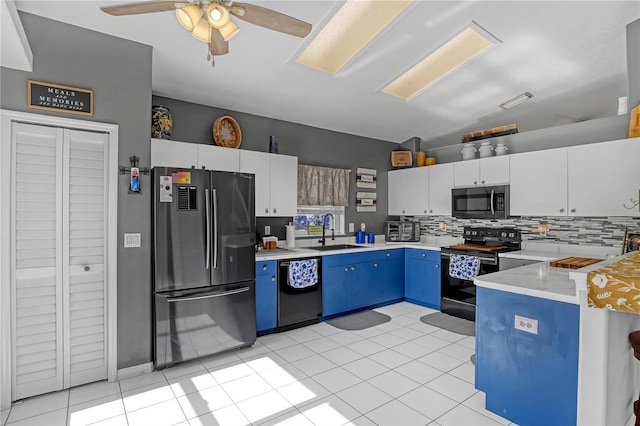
[490,189,495,216]
[205,189,211,269]
[212,188,219,269]
[165,287,250,303]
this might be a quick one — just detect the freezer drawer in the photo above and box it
[154,281,256,369]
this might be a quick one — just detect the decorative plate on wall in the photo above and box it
[213,116,242,148]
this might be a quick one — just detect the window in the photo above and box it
[295,206,345,237]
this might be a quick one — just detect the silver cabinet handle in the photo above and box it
[429,210,433,213]
[166,287,249,303]
[205,189,211,269]
[424,210,427,213]
[351,267,355,271]
[386,253,390,257]
[474,181,478,185]
[84,266,90,272]
[262,264,268,271]
[435,264,439,268]
[271,276,276,282]
[482,180,485,184]
[374,263,378,267]
[421,253,426,257]
[402,210,405,214]
[344,267,348,272]
[560,208,565,213]
[212,189,218,269]
[571,208,576,213]
[273,208,277,214]
[265,208,269,214]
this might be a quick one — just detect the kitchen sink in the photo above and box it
[310,244,363,251]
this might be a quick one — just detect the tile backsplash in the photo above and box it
[413,216,640,248]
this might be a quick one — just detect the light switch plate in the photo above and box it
[124,233,141,248]
[348,223,354,232]
[514,315,538,334]
[264,225,270,235]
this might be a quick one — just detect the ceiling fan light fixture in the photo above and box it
[500,92,534,109]
[218,19,240,41]
[206,3,230,28]
[296,0,413,74]
[176,4,203,31]
[382,22,500,100]
[191,18,211,42]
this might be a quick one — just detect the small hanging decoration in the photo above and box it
[119,156,149,194]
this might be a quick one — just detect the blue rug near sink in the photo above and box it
[326,310,391,331]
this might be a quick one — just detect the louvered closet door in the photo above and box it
[12,123,64,400]
[62,129,107,388]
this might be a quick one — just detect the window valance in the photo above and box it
[297,164,350,206]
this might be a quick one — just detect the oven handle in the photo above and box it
[164,287,249,303]
[490,189,495,216]
[440,252,498,265]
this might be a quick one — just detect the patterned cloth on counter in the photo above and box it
[449,254,480,280]
[288,259,319,289]
[588,251,640,314]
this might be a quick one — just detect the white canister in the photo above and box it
[478,141,494,158]
[461,142,477,160]
[495,142,508,156]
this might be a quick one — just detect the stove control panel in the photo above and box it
[462,226,521,246]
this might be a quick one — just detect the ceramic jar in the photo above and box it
[479,141,494,158]
[495,142,508,156]
[416,152,426,167]
[461,142,477,160]
[152,105,173,139]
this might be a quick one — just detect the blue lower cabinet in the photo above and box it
[322,265,351,316]
[405,251,440,309]
[476,287,579,426]
[348,263,373,310]
[372,257,404,305]
[255,262,277,332]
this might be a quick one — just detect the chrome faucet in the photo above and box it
[318,213,335,246]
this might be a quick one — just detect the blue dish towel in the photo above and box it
[449,254,480,280]
[288,259,319,289]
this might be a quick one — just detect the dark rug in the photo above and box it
[326,310,391,331]
[419,312,475,336]
[470,354,476,365]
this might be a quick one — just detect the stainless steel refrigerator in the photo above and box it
[152,167,256,369]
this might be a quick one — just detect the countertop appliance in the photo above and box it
[385,220,421,242]
[440,227,521,321]
[152,167,256,369]
[277,257,322,332]
[452,185,509,219]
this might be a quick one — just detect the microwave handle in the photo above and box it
[490,189,495,216]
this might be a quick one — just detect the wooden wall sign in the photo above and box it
[27,80,93,116]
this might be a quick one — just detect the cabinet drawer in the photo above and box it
[256,260,276,276]
[371,249,404,262]
[322,252,372,268]
[406,249,440,262]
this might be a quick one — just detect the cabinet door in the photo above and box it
[198,144,239,172]
[454,159,480,187]
[405,259,440,309]
[269,154,298,217]
[151,139,198,168]
[348,263,373,310]
[510,148,568,216]
[239,150,271,216]
[255,273,277,332]
[388,169,406,216]
[427,163,453,215]
[479,156,509,185]
[388,168,429,215]
[568,139,640,216]
[322,266,350,316]
[373,258,404,304]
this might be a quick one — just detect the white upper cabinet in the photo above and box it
[388,167,429,215]
[454,156,509,187]
[427,163,454,215]
[567,138,640,217]
[239,150,297,217]
[510,147,568,216]
[150,138,239,171]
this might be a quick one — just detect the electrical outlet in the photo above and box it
[348,223,354,232]
[124,233,141,248]
[514,315,538,335]
[264,225,270,235]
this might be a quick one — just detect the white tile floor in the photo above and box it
[1,302,518,426]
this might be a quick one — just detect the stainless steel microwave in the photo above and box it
[385,221,421,242]
[452,185,510,219]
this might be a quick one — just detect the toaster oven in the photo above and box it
[385,221,421,242]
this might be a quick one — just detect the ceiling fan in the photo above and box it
[100,0,312,65]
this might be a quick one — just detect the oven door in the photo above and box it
[440,250,499,321]
[451,186,509,219]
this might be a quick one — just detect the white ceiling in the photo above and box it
[10,1,640,145]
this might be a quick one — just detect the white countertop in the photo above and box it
[255,241,441,261]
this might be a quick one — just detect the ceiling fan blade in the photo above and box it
[230,2,312,38]
[209,28,229,55]
[100,1,179,16]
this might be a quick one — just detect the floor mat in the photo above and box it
[326,310,391,331]
[420,312,475,336]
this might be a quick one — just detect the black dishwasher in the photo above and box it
[276,257,323,332]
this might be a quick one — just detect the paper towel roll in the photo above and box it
[285,225,296,248]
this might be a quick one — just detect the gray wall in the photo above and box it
[153,96,399,235]
[1,13,153,369]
